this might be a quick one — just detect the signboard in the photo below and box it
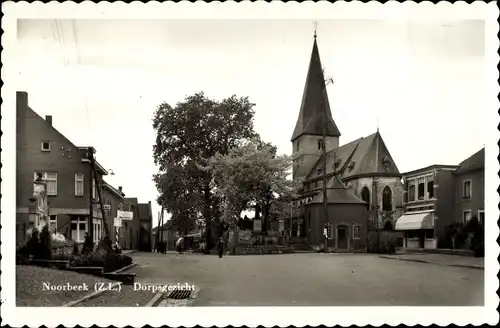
[253,219,262,232]
[117,210,133,221]
[114,218,122,227]
[323,228,328,237]
[103,204,111,211]
[278,220,284,232]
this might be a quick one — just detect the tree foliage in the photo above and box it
[152,92,258,245]
[204,140,300,226]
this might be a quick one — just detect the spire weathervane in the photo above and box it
[377,116,380,133]
[314,21,318,39]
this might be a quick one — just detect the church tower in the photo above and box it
[291,33,341,179]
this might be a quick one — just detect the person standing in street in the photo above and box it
[176,236,184,254]
[216,237,224,258]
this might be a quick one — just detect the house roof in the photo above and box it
[307,131,401,181]
[102,181,125,199]
[454,147,485,175]
[16,92,109,176]
[306,175,367,205]
[402,164,458,177]
[291,36,341,142]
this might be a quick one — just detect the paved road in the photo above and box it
[128,252,484,306]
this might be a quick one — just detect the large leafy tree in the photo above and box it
[152,92,257,249]
[204,140,301,253]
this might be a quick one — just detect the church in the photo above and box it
[288,33,404,252]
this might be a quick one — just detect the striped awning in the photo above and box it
[395,212,434,230]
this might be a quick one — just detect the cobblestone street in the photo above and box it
[127,252,484,306]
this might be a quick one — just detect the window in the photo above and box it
[382,186,392,211]
[463,210,472,224]
[93,218,102,243]
[427,180,434,199]
[41,141,51,152]
[361,187,370,204]
[75,173,84,196]
[318,139,325,150]
[478,210,484,227]
[92,178,97,199]
[417,178,425,200]
[353,225,361,239]
[49,215,57,232]
[71,216,87,242]
[34,172,58,196]
[296,141,300,151]
[408,181,416,202]
[463,180,471,199]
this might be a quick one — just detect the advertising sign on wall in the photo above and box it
[117,210,133,221]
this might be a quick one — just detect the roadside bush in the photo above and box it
[70,251,132,272]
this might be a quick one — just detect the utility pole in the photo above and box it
[88,149,94,244]
[321,73,334,253]
[321,96,328,253]
[88,148,111,249]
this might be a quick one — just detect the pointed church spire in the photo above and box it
[291,32,341,142]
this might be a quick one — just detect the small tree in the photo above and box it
[203,141,300,254]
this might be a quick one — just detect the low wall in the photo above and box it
[367,231,404,253]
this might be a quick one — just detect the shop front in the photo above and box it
[395,210,436,249]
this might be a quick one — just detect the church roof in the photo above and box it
[291,36,341,142]
[307,131,401,181]
[454,147,485,175]
[306,175,367,205]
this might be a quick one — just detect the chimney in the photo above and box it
[45,115,53,126]
[118,186,122,193]
[16,91,29,113]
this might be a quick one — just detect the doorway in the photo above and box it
[337,226,348,250]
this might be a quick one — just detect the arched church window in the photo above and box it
[382,186,392,211]
[361,187,370,204]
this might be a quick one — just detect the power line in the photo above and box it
[71,19,82,65]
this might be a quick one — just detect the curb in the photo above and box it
[379,256,484,270]
[62,281,122,307]
[146,292,164,307]
[111,262,139,274]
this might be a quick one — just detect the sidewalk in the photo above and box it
[380,252,484,270]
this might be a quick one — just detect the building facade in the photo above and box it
[397,165,458,249]
[289,35,403,251]
[16,91,108,245]
[396,148,485,249]
[138,202,153,252]
[454,148,485,227]
[16,91,147,250]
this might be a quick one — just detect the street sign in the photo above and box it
[323,228,328,237]
[114,217,122,227]
[103,204,111,211]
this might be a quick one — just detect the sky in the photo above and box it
[15,19,487,227]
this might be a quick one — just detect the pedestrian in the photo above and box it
[216,236,224,258]
[176,236,184,254]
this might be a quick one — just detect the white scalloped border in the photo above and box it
[1,1,498,327]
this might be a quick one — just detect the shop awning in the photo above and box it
[395,212,434,230]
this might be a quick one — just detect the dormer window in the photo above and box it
[348,161,355,172]
[383,156,391,170]
[41,141,51,152]
[334,159,341,169]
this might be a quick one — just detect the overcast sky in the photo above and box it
[15,19,487,226]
